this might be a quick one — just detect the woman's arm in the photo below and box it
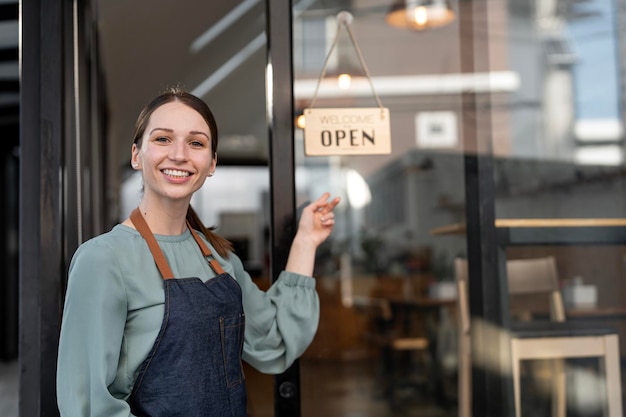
[229,192,338,374]
[231,252,319,374]
[57,240,133,417]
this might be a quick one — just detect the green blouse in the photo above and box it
[56,224,319,417]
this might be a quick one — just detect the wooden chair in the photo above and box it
[455,256,623,417]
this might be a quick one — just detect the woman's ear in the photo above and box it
[208,153,217,175]
[131,144,141,170]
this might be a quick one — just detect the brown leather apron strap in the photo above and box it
[187,224,226,275]
[130,207,226,279]
[130,208,175,280]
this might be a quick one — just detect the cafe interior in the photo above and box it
[6,0,626,416]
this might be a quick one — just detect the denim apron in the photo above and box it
[128,208,247,417]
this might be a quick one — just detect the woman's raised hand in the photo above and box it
[296,192,341,248]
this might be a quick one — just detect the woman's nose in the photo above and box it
[168,140,188,161]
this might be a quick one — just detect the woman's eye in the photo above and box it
[155,136,169,143]
[190,140,206,148]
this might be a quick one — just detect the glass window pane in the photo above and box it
[294,1,465,415]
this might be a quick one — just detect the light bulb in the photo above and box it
[337,73,352,90]
[296,114,306,129]
[414,6,428,26]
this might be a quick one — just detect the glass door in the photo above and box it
[292,1,467,415]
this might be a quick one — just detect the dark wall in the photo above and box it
[1,121,19,361]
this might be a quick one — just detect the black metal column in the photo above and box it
[19,0,70,415]
[459,0,512,416]
[1,124,19,361]
[265,1,300,417]
[20,0,106,414]
[0,0,19,363]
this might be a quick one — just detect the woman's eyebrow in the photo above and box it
[189,130,210,139]
[149,128,210,139]
[149,127,173,135]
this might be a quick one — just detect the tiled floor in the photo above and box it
[0,360,18,417]
[2,357,450,417]
[246,358,455,417]
[300,359,454,417]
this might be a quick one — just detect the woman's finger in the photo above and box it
[318,196,340,215]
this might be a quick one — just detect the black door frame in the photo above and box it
[20,0,105,416]
[265,1,302,416]
[20,0,70,415]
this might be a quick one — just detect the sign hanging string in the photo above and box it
[309,11,384,111]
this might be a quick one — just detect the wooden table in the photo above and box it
[431,218,626,244]
[385,295,457,308]
[566,306,626,320]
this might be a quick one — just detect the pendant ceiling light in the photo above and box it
[386,0,455,31]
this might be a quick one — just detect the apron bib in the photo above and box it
[128,208,247,417]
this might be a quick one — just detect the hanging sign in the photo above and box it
[303,11,392,157]
[303,107,391,156]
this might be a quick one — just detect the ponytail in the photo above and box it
[186,205,233,259]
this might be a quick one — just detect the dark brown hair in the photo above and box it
[133,87,233,258]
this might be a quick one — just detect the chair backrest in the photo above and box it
[454,256,565,327]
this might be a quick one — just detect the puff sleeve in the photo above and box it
[228,253,320,374]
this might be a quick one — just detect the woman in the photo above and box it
[56,88,340,417]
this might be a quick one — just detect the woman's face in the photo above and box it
[131,101,217,204]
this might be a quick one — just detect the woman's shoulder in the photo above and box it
[71,224,143,264]
[66,225,145,295]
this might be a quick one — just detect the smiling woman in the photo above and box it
[56,87,340,417]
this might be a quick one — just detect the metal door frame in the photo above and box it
[265,1,302,416]
[20,1,105,415]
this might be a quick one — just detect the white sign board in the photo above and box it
[303,107,391,156]
[416,111,458,148]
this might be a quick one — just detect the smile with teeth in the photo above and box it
[162,169,191,178]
